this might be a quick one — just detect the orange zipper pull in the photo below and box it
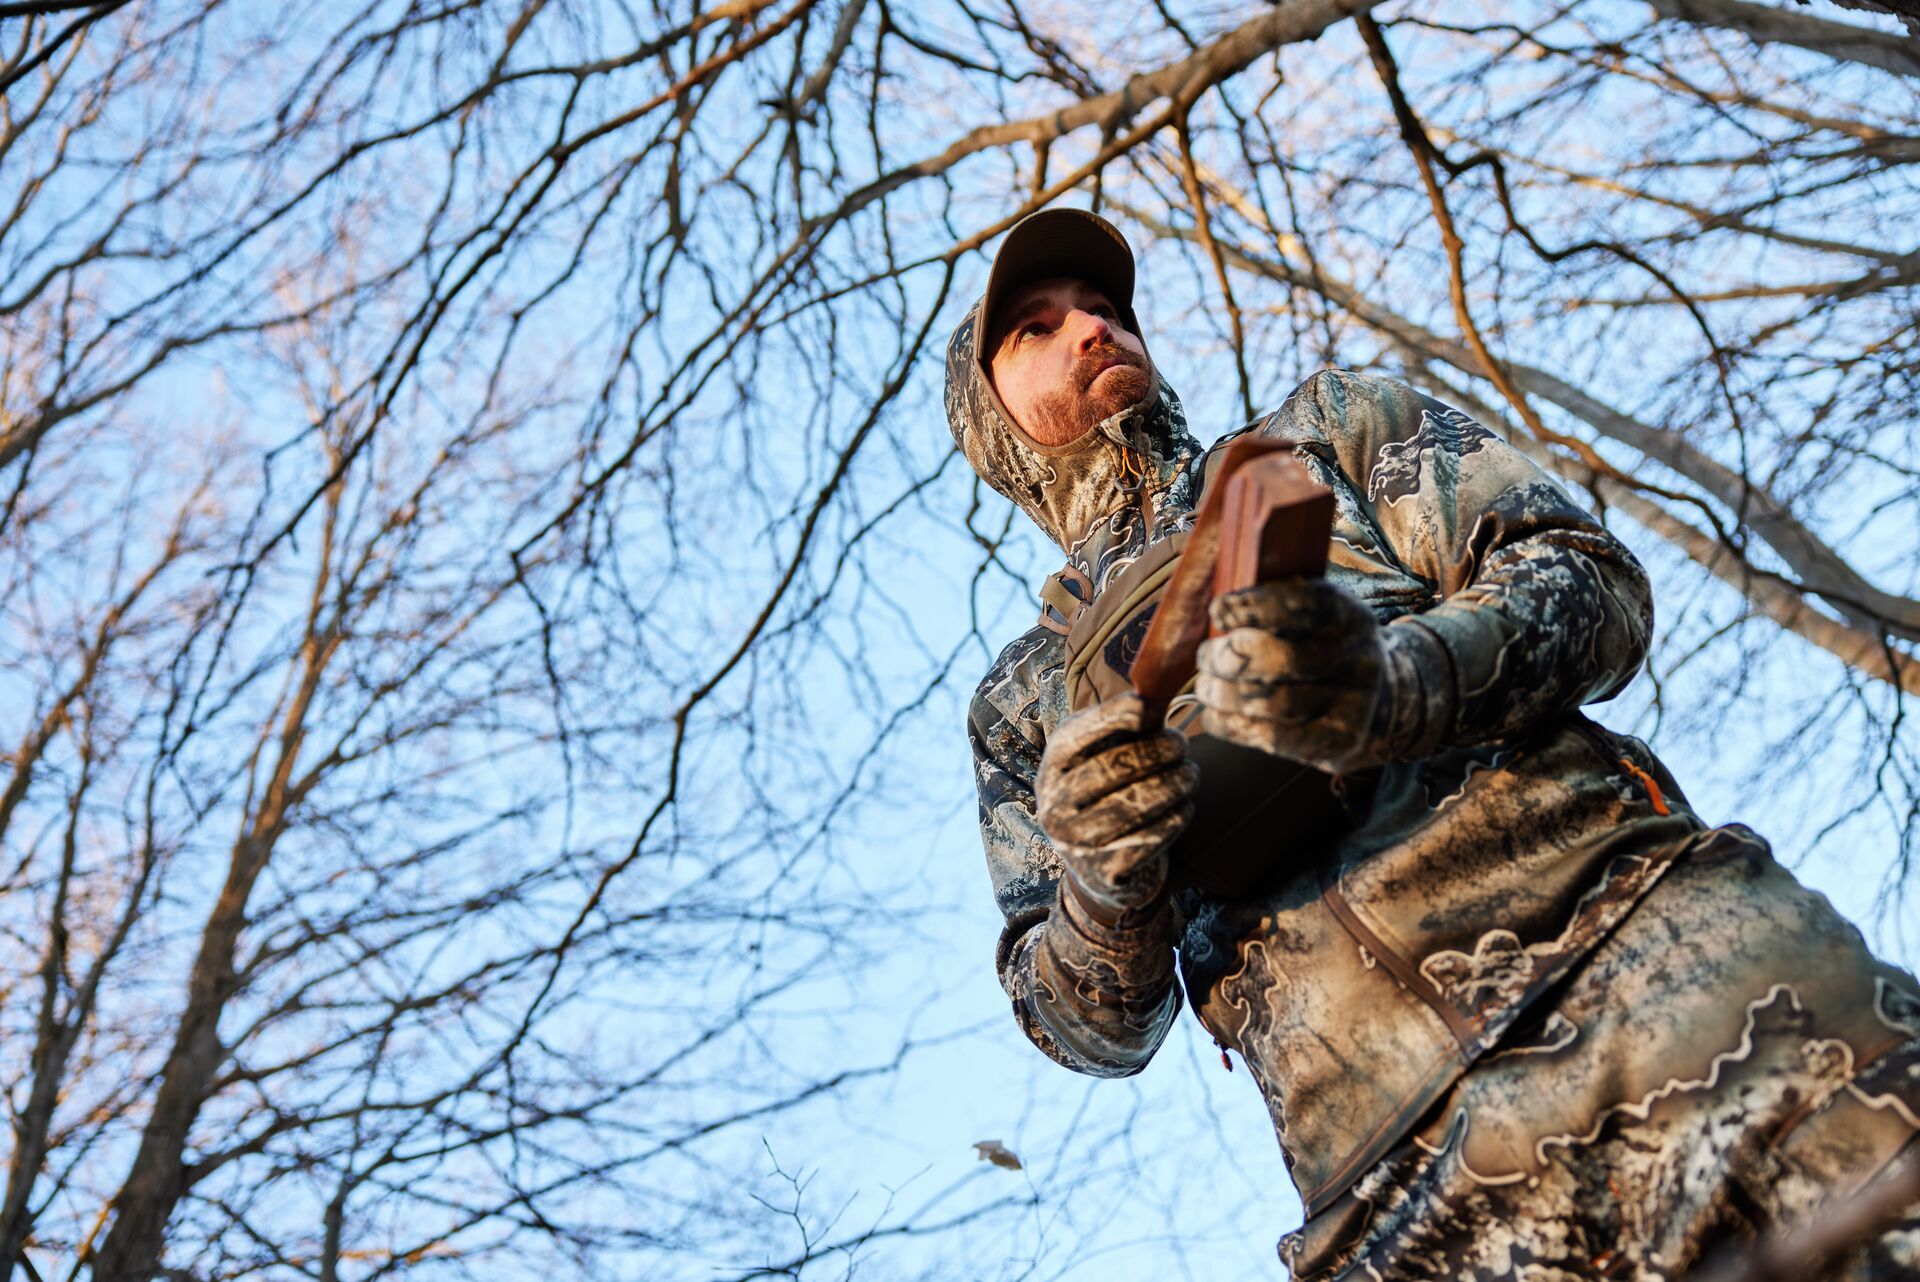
[1618,757,1670,816]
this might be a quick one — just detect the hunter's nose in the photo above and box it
[1068,308,1112,352]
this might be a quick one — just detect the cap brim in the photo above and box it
[978,208,1137,359]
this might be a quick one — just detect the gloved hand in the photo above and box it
[1197,578,1449,773]
[1036,693,1199,920]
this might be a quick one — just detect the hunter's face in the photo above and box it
[987,277,1150,448]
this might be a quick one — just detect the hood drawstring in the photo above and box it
[1117,444,1157,528]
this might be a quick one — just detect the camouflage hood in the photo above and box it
[944,299,1203,564]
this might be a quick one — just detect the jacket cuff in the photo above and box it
[1057,856,1170,931]
[1052,840,1167,921]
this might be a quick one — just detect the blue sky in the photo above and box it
[1,3,1913,1278]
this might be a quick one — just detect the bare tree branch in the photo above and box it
[1647,0,1920,76]
[1121,203,1920,651]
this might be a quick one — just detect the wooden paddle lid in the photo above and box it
[1129,437,1335,723]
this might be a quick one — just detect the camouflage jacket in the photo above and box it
[947,305,1709,1218]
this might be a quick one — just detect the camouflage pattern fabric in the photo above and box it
[945,311,1920,1276]
[1289,829,1920,1281]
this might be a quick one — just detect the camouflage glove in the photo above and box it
[1036,693,1199,920]
[1197,578,1455,773]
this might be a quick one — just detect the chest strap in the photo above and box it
[1036,565,1093,635]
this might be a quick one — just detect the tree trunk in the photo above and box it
[86,831,274,1282]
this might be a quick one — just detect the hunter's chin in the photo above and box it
[1088,366,1150,419]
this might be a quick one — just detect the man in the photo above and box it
[950,207,1920,1280]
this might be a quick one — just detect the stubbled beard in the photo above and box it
[1024,344,1150,447]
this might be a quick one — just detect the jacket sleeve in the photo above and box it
[967,634,1181,1078]
[1278,370,1653,751]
